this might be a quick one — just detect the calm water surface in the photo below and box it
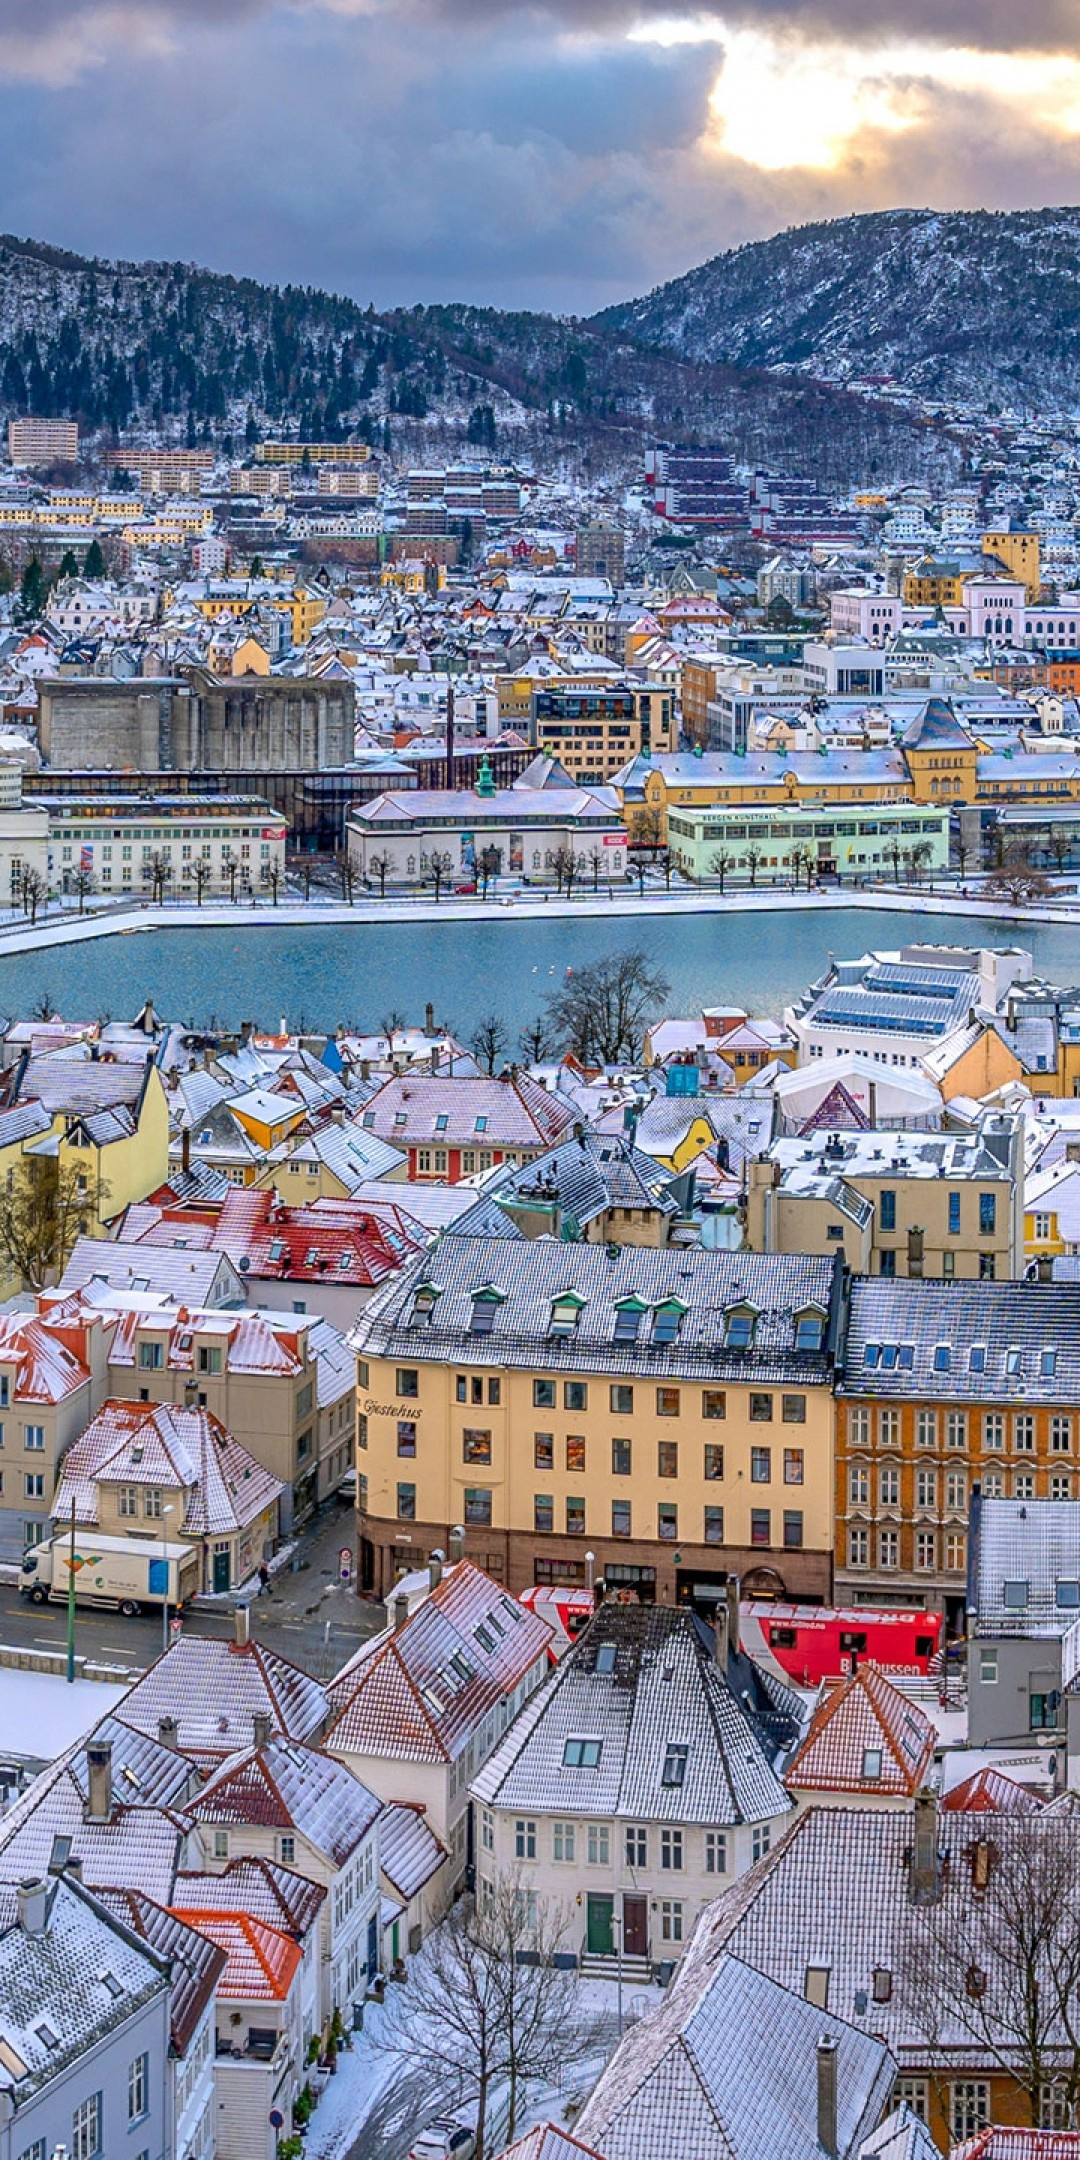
[0,906,1076,1038]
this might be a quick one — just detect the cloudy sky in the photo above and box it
[1,0,1079,313]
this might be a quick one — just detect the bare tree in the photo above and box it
[954,832,971,881]
[519,1014,551,1063]
[338,855,356,905]
[221,848,240,902]
[145,850,172,905]
[377,1877,596,2160]
[1048,826,1072,878]
[545,948,670,1065]
[631,803,664,856]
[709,848,732,892]
[70,865,95,916]
[987,839,1052,907]
[262,860,283,907]
[744,842,764,888]
[478,845,500,900]
[428,850,454,903]
[471,1012,507,1075]
[192,857,212,907]
[19,868,48,925]
[0,1157,107,1291]
[905,840,933,886]
[369,852,393,899]
[900,1818,1080,2130]
[552,845,575,897]
[381,1009,406,1066]
[588,846,605,893]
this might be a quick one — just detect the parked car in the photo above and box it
[407,2121,476,2160]
[336,1467,358,1504]
[453,881,476,895]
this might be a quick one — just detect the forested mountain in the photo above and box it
[597,207,1080,412]
[0,232,959,486]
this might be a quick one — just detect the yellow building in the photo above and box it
[899,697,980,803]
[351,1240,842,1603]
[982,528,1041,599]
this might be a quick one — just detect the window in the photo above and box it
[980,1193,997,1235]
[587,1824,610,1865]
[396,1368,419,1398]
[534,1494,553,1532]
[197,1344,223,1375]
[533,1379,556,1409]
[848,1526,869,1567]
[805,1966,830,2007]
[979,1649,998,1685]
[879,1466,899,1506]
[1014,1414,1035,1452]
[1003,1578,1029,1609]
[724,1307,755,1349]
[660,1900,683,1943]
[783,1511,804,1549]
[465,1488,492,1527]
[878,1528,899,1569]
[397,1421,417,1457]
[916,1410,937,1449]
[749,1393,773,1422]
[782,1394,806,1424]
[625,1825,647,1867]
[118,1485,138,1517]
[946,1469,967,1511]
[661,1827,683,1871]
[933,1344,951,1373]
[879,1189,896,1231]
[915,1530,937,1572]
[396,1483,416,1520]
[72,2095,102,2160]
[1057,1580,1080,1610]
[1052,1473,1073,1501]
[879,1249,896,1279]
[138,1341,162,1370]
[980,1253,996,1281]
[751,1508,771,1547]
[566,1436,586,1473]
[983,1412,1004,1449]
[916,1468,937,1509]
[658,1502,678,1541]
[849,1407,870,1446]
[515,1819,536,1858]
[945,1531,966,1571]
[896,2080,928,2123]
[1052,1416,1072,1453]
[564,1381,588,1412]
[705,1830,728,1874]
[878,1408,899,1446]
[566,1496,586,1535]
[612,1437,632,1476]
[481,1808,494,1852]
[552,1820,575,1861]
[611,1499,631,1537]
[948,1193,961,1236]
[23,1426,44,1452]
[704,1444,724,1483]
[534,1433,554,1470]
[751,1446,772,1483]
[658,1441,678,1479]
[751,1823,771,1862]
[17,2141,46,2160]
[23,1474,44,1499]
[212,1829,228,1859]
[462,1430,492,1465]
[795,1311,824,1352]
[656,1388,680,1418]
[128,2054,149,2123]
[704,1505,724,1544]
[661,1743,688,1788]
[564,1738,602,1767]
[849,1464,869,1506]
[703,1389,726,1420]
[610,1384,634,1416]
[950,2084,990,2142]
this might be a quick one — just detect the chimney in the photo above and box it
[233,1604,251,1650]
[157,1716,178,1749]
[181,1125,191,1174]
[393,1592,410,1633]
[725,1574,740,1658]
[713,1596,729,1669]
[184,1380,198,1410]
[16,1880,49,1937]
[909,1788,943,1905]
[445,679,455,791]
[424,1003,436,1040]
[816,2037,838,2159]
[448,1524,466,1565]
[253,1711,272,1749]
[85,1742,113,1824]
[428,1549,444,1591]
[1037,1254,1054,1283]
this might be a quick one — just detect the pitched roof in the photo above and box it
[942,1767,1043,1816]
[98,1889,227,2055]
[901,697,976,750]
[169,1908,302,2002]
[188,1739,381,1865]
[472,1605,793,1828]
[116,1636,328,1761]
[358,1072,577,1149]
[379,1803,448,1900]
[173,1856,326,1938]
[840,1280,1080,1405]
[52,1398,283,1538]
[326,1561,552,1766]
[786,1667,935,1798]
[0,1876,168,2100]
[497,2132,604,2160]
[972,1499,1080,1639]
[575,1947,895,2160]
[0,1312,91,1403]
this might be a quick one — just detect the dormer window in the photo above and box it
[435,1114,449,1133]
[411,1283,441,1324]
[864,1342,881,1369]
[1002,1579,1029,1609]
[652,1299,687,1346]
[724,1306,756,1352]
[469,1288,504,1337]
[475,1116,488,1133]
[969,1345,986,1373]
[794,1309,824,1353]
[613,1297,647,1344]
[1042,1349,1058,1377]
[550,1292,586,1338]
[933,1344,951,1373]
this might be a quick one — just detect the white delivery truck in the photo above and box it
[20,1532,200,1616]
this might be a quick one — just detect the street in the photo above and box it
[0,1504,385,1680]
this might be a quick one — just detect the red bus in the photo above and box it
[740,1600,942,1687]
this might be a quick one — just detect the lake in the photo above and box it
[0,905,1076,1040]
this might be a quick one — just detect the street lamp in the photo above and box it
[161,1504,175,1654]
[585,1550,595,1595]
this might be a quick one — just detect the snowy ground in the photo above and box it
[302,1953,640,2160]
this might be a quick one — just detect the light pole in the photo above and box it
[585,1550,595,1596]
[161,1504,174,1654]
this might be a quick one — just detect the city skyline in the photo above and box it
[0,0,1079,313]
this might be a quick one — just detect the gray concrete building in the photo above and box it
[37,667,356,775]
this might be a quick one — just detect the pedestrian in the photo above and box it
[258,1562,270,1596]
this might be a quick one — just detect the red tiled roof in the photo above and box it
[0,1313,92,1404]
[169,1909,302,2001]
[786,1664,936,1796]
[953,2136,1080,2160]
[942,1766,1044,1816]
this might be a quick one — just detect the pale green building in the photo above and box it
[667,799,950,883]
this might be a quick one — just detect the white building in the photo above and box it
[42,793,288,898]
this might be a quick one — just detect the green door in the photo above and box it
[587,1893,614,1957]
[213,1548,231,1594]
